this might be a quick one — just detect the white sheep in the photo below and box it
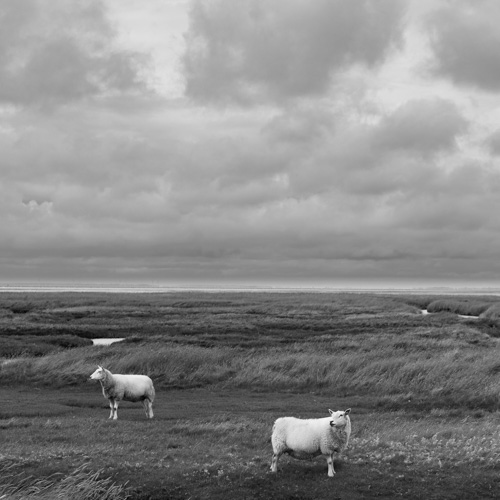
[89,366,155,420]
[270,408,351,477]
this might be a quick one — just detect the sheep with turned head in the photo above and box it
[271,408,351,477]
[89,366,155,420]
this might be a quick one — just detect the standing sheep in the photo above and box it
[270,408,351,477]
[89,366,155,420]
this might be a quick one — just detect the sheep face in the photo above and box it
[90,366,106,381]
[329,408,350,428]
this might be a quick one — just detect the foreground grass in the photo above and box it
[2,387,500,499]
[0,462,128,500]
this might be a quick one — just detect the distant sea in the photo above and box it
[1,284,500,295]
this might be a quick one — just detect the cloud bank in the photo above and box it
[0,0,144,108]
[183,0,404,104]
[427,0,500,91]
[1,0,500,286]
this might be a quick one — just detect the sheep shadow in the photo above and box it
[271,455,345,477]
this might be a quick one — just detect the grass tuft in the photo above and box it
[427,299,492,316]
[481,304,500,320]
[0,463,129,500]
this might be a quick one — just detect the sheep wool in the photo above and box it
[271,408,351,477]
[90,366,155,420]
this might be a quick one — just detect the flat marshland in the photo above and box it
[2,292,500,499]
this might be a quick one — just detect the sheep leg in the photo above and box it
[113,400,119,420]
[326,453,335,477]
[108,399,115,419]
[270,452,281,473]
[143,399,154,419]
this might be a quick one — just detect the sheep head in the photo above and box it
[90,365,106,380]
[328,408,351,428]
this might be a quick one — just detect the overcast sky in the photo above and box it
[2,0,500,288]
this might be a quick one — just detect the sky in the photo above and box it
[2,0,500,288]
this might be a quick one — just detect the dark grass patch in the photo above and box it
[0,335,92,357]
[4,290,490,345]
[0,418,32,429]
[427,298,495,316]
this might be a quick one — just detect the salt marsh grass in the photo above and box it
[352,411,500,469]
[3,402,500,499]
[2,291,500,498]
[2,327,500,410]
[0,463,129,500]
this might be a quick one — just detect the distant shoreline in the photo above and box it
[1,285,500,295]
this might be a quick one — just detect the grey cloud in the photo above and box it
[4,157,500,284]
[388,161,500,237]
[183,0,405,104]
[1,86,499,285]
[272,98,467,199]
[5,1,500,286]
[373,98,468,155]
[426,0,500,91]
[0,0,145,108]
[486,129,500,156]
[263,102,336,144]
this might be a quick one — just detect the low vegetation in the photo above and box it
[426,298,493,316]
[2,328,500,410]
[0,462,128,500]
[0,334,92,357]
[2,290,500,498]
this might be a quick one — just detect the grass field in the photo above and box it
[2,291,500,499]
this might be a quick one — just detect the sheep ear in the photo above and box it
[345,408,351,415]
[328,409,334,416]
